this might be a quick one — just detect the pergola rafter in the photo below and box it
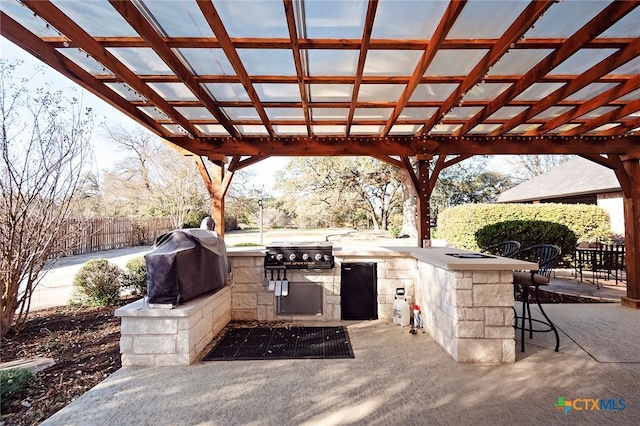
[457,0,639,136]
[109,0,238,137]
[2,0,639,306]
[197,0,275,137]
[492,36,640,136]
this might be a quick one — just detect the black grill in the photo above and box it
[203,326,354,360]
[264,241,334,270]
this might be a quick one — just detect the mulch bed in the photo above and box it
[1,305,122,426]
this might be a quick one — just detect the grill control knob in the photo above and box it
[302,253,310,261]
[324,255,331,261]
[276,254,283,261]
[289,253,297,261]
[314,253,322,261]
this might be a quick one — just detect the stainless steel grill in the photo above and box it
[264,241,334,270]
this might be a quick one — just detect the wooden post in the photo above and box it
[621,156,640,308]
[209,160,225,237]
[417,159,432,248]
[194,156,226,237]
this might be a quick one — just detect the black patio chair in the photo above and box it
[511,244,561,353]
[482,240,521,258]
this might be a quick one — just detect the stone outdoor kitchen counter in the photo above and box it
[116,246,537,366]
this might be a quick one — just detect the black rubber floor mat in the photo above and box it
[203,326,354,361]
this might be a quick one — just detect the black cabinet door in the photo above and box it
[341,263,377,320]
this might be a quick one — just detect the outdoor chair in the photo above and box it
[511,244,561,353]
[482,240,521,258]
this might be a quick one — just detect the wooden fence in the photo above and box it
[57,218,175,255]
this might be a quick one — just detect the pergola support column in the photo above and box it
[195,157,226,237]
[417,159,432,248]
[621,156,640,309]
[209,161,225,237]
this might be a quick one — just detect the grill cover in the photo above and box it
[145,228,229,305]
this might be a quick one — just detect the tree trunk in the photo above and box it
[400,170,418,238]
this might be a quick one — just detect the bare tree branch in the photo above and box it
[1,60,94,336]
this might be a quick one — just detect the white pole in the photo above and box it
[259,195,264,245]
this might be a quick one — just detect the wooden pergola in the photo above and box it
[2,0,639,307]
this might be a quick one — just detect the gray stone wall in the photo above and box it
[116,287,231,366]
[415,262,515,363]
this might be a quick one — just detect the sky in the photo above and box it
[1,38,284,190]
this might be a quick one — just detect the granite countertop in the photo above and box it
[226,245,538,271]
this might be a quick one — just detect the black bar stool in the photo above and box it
[512,245,561,353]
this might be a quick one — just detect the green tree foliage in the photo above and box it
[431,157,515,222]
[275,157,403,230]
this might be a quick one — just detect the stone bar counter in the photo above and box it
[409,247,536,363]
[116,246,535,366]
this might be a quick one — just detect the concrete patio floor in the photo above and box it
[42,303,640,426]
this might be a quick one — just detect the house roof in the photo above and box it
[496,156,621,203]
[1,1,639,161]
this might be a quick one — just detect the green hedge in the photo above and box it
[436,203,611,252]
[476,220,577,262]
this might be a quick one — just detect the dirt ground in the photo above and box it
[1,305,122,426]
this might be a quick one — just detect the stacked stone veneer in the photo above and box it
[229,253,340,321]
[228,252,416,322]
[415,261,515,363]
[115,287,231,366]
[114,249,517,366]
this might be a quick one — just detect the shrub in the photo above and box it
[437,203,610,251]
[70,259,123,306]
[122,257,147,296]
[182,211,210,228]
[1,368,34,411]
[233,242,263,247]
[476,220,577,266]
[389,226,401,238]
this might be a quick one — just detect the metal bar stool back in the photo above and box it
[512,244,561,352]
[482,240,521,258]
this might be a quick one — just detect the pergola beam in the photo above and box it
[41,36,637,50]
[166,135,640,157]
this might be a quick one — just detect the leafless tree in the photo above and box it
[0,60,94,336]
[101,125,209,228]
[509,154,574,182]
